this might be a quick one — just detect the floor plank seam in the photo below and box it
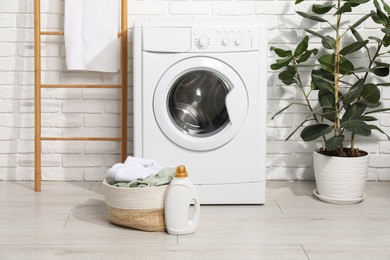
[301,244,310,260]
[63,214,71,228]
[88,182,93,191]
[275,201,284,214]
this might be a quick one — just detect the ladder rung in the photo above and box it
[41,31,64,35]
[34,0,128,192]
[41,84,121,89]
[40,31,122,36]
[41,137,121,141]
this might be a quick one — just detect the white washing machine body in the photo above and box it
[133,19,267,204]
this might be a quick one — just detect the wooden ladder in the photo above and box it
[33,0,128,192]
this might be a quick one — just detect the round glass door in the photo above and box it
[168,70,229,137]
[153,57,248,151]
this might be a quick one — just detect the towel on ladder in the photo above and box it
[64,0,119,72]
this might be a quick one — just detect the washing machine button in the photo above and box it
[196,36,209,49]
[222,38,229,46]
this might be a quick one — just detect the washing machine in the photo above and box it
[133,18,267,204]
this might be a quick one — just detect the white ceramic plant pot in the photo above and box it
[313,150,369,204]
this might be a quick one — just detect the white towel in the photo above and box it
[105,157,162,184]
[64,0,119,72]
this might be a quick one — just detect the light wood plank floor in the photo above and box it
[0,181,389,259]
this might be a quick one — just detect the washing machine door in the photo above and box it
[153,57,248,151]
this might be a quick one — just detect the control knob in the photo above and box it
[196,36,209,49]
[234,38,242,46]
[222,38,229,46]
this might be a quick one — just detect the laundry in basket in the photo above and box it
[103,157,174,232]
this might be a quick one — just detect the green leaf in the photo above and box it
[374,0,381,10]
[271,56,293,70]
[371,10,390,27]
[341,102,371,136]
[375,0,390,26]
[290,64,318,68]
[318,54,355,74]
[306,30,336,49]
[350,13,372,29]
[379,13,390,28]
[297,49,316,63]
[345,0,370,4]
[361,100,381,108]
[354,66,389,77]
[296,11,328,22]
[323,109,338,122]
[295,0,305,4]
[278,66,297,85]
[319,89,335,109]
[285,118,314,141]
[364,108,390,115]
[351,28,364,42]
[322,36,336,49]
[361,84,380,103]
[375,61,390,67]
[301,124,333,141]
[278,66,296,79]
[369,125,390,139]
[311,69,334,91]
[381,0,390,16]
[270,47,292,58]
[361,116,378,121]
[335,4,352,15]
[339,40,369,56]
[353,67,374,73]
[382,28,390,34]
[342,79,364,104]
[282,78,297,85]
[294,36,309,57]
[271,63,285,70]
[371,11,383,25]
[369,36,385,44]
[384,35,390,47]
[318,89,336,122]
[342,102,367,122]
[319,89,337,121]
[339,57,355,74]
[341,120,371,136]
[325,135,344,151]
[312,4,335,14]
[276,56,293,65]
[318,55,335,72]
[373,66,390,77]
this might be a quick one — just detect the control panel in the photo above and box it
[192,27,259,52]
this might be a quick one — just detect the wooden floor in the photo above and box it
[0,181,390,259]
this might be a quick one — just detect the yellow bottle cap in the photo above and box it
[175,165,188,178]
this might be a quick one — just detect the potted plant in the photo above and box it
[270,0,390,204]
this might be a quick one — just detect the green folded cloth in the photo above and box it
[113,167,175,188]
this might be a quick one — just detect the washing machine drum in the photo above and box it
[169,71,229,136]
[153,57,248,151]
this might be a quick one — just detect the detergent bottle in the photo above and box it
[164,165,200,235]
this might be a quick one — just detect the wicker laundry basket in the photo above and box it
[102,179,167,232]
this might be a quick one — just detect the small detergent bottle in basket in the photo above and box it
[164,165,200,235]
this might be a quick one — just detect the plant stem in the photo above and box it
[364,42,383,82]
[334,0,342,142]
[294,60,327,143]
[351,133,355,155]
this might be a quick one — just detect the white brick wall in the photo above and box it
[0,0,389,181]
